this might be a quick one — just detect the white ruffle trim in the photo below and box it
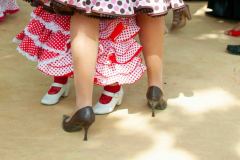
[16,46,38,62]
[23,27,71,56]
[31,12,70,35]
[13,37,71,66]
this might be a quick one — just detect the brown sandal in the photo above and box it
[171,4,191,31]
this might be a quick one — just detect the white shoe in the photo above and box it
[93,87,124,115]
[41,82,70,105]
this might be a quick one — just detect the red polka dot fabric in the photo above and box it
[14,6,146,86]
[52,0,185,17]
[0,0,19,21]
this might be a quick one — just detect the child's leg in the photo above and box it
[99,84,121,104]
[137,15,167,116]
[48,76,68,94]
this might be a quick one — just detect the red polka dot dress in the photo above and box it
[14,6,146,86]
[50,0,185,18]
[0,0,19,21]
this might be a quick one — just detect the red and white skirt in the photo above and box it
[13,6,146,86]
[0,0,19,21]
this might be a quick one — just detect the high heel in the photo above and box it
[62,106,95,141]
[146,86,167,117]
[171,4,191,31]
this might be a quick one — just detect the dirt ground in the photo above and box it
[0,1,240,160]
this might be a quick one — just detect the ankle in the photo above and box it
[99,84,121,104]
[47,76,68,94]
[104,84,121,93]
[54,76,68,84]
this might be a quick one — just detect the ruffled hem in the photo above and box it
[14,7,71,64]
[94,62,146,86]
[15,29,71,63]
[94,17,146,86]
[0,0,19,17]
[0,9,19,21]
[15,38,74,77]
[50,0,185,18]
[38,53,73,77]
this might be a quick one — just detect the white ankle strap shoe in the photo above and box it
[93,87,124,115]
[41,82,70,105]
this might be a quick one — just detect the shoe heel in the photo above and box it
[83,126,89,141]
[117,93,123,106]
[148,100,159,117]
[62,106,95,141]
[63,83,70,97]
[184,5,192,20]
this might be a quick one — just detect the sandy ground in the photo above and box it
[0,1,240,160]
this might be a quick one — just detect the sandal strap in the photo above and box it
[102,89,121,98]
[51,82,65,88]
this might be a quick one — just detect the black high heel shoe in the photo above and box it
[62,106,95,141]
[146,86,167,117]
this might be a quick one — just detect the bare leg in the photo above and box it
[70,13,99,111]
[137,15,167,116]
[62,14,99,140]
[137,15,165,88]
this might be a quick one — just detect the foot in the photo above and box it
[93,86,124,115]
[62,106,95,141]
[41,82,70,105]
[227,45,240,55]
[146,86,167,117]
[171,4,191,31]
[225,23,240,37]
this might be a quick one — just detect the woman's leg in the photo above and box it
[62,14,99,140]
[70,13,99,111]
[137,15,165,88]
[136,15,167,116]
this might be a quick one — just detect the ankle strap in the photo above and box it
[102,87,122,97]
[51,82,65,88]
